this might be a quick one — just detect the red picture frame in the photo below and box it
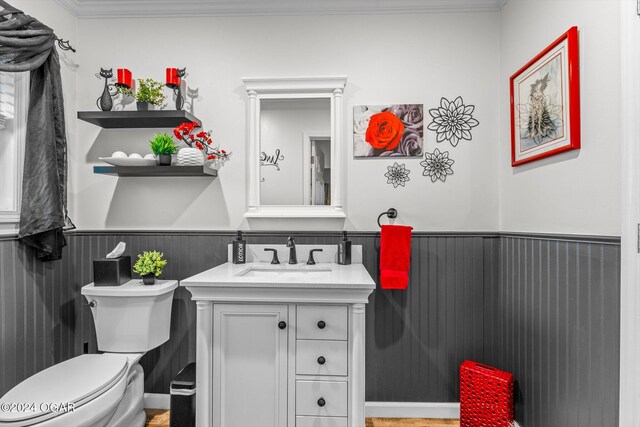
[510,26,580,166]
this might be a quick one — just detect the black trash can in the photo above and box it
[170,362,196,427]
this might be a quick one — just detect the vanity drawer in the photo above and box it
[296,380,348,417]
[297,340,348,376]
[296,416,348,427]
[297,305,348,340]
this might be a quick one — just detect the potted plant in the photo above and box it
[150,133,178,165]
[133,250,167,285]
[135,78,166,111]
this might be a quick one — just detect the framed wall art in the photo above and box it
[353,104,423,158]
[510,26,580,166]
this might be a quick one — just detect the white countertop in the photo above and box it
[180,262,375,289]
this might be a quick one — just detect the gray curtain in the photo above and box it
[0,0,72,260]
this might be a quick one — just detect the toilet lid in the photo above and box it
[0,353,128,424]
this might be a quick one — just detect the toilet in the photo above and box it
[0,279,177,427]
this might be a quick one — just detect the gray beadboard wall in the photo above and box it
[0,231,621,425]
[486,234,621,427]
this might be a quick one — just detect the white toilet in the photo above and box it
[0,279,178,427]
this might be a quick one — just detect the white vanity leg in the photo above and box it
[350,303,366,427]
[196,301,213,427]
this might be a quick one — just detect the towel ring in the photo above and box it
[377,208,398,228]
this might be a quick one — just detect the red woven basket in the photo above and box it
[460,360,514,427]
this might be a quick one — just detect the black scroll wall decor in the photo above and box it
[260,148,285,182]
[427,96,479,147]
[384,162,411,188]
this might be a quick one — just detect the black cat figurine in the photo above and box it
[96,68,115,112]
[174,68,187,111]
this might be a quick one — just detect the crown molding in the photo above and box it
[54,0,508,19]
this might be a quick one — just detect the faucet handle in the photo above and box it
[286,236,295,247]
[307,249,323,265]
[264,248,280,264]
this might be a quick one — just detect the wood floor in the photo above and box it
[144,409,461,427]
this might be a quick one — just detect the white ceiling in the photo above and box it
[54,0,508,19]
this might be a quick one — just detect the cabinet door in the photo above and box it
[213,304,288,427]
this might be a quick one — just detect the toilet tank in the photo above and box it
[81,280,178,352]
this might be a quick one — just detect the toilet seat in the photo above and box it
[0,354,129,426]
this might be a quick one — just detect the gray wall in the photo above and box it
[0,232,621,426]
[486,235,621,427]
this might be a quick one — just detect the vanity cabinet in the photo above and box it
[211,302,356,427]
[180,253,375,427]
[213,304,288,427]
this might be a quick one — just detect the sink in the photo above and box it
[238,267,332,279]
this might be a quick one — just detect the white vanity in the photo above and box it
[181,244,375,427]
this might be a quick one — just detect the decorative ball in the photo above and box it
[143,154,155,160]
[128,153,143,159]
[112,151,127,158]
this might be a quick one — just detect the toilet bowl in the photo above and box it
[0,280,177,427]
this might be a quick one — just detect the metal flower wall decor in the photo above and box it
[384,162,411,188]
[427,96,479,147]
[420,148,455,182]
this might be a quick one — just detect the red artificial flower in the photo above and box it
[173,129,181,139]
[221,149,226,154]
[207,155,215,160]
[365,111,405,151]
[196,131,207,138]
[190,135,195,141]
[195,142,204,150]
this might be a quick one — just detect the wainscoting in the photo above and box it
[0,231,621,426]
[486,234,621,427]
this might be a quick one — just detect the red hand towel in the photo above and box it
[380,224,413,290]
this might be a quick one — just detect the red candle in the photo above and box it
[166,67,180,88]
[116,68,132,88]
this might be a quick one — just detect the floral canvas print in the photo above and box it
[353,104,423,157]
[510,27,580,166]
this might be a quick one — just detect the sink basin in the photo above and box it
[238,267,332,279]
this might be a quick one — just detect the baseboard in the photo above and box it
[365,401,459,419]
[144,393,170,410]
[144,395,460,419]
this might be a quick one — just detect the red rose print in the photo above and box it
[365,111,405,151]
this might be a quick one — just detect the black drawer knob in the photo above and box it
[317,320,326,329]
[278,321,287,329]
[317,356,326,365]
[317,398,326,407]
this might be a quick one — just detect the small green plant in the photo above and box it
[116,85,134,98]
[149,133,178,155]
[136,78,166,106]
[133,250,167,277]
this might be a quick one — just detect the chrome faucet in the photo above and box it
[286,236,297,264]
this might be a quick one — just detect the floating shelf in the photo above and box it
[78,110,201,129]
[93,165,217,177]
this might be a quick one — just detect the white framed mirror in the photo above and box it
[242,76,347,218]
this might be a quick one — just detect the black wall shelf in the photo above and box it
[78,110,201,128]
[93,165,217,177]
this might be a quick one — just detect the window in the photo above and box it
[0,71,27,232]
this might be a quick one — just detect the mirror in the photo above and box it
[242,77,347,218]
[260,98,331,206]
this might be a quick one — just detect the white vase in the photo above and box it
[176,147,204,166]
